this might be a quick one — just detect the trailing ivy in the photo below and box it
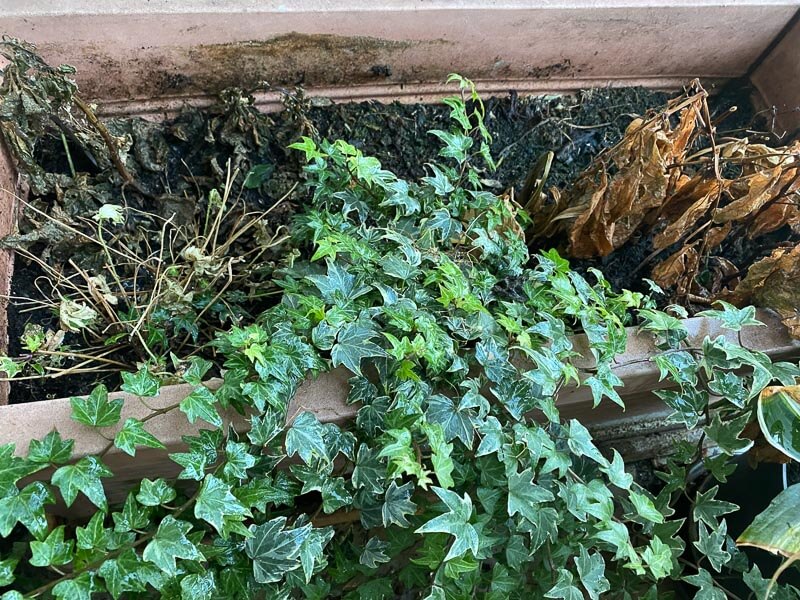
[1,75,799,599]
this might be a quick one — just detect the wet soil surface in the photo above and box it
[6,82,770,402]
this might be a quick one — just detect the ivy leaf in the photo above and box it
[194,475,251,536]
[360,537,391,568]
[693,486,738,528]
[705,412,753,455]
[52,572,103,600]
[426,425,455,489]
[584,362,624,408]
[29,526,74,567]
[27,431,74,465]
[566,419,607,465]
[507,468,555,522]
[70,385,123,427]
[331,323,386,376]
[352,444,386,495]
[120,368,161,397]
[0,445,41,497]
[601,449,632,490]
[245,517,309,583]
[544,569,583,600]
[76,512,109,550]
[0,554,19,587]
[683,568,726,600]
[97,548,150,598]
[180,572,216,600]
[286,411,329,465]
[382,480,417,528]
[0,482,55,539]
[224,439,257,480]
[476,416,503,457]
[415,487,478,561]
[707,371,747,409]
[143,516,203,575]
[51,456,113,509]
[642,536,673,580]
[629,490,665,524]
[426,394,474,448]
[575,547,610,600]
[136,478,177,507]
[694,520,731,572]
[114,418,166,457]
[306,261,370,304]
[697,301,763,331]
[179,385,222,428]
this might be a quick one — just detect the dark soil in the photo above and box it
[5,82,772,402]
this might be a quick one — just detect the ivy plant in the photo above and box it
[0,76,799,599]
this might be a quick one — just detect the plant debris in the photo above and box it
[527,80,800,321]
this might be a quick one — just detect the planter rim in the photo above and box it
[1,310,797,458]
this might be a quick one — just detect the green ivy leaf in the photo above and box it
[179,385,222,427]
[245,517,309,583]
[52,572,103,600]
[194,474,251,536]
[286,411,329,465]
[544,569,583,600]
[642,536,673,579]
[331,323,386,376]
[142,516,204,575]
[114,418,166,457]
[683,568,726,600]
[0,482,54,539]
[601,450,632,490]
[415,487,478,561]
[223,439,257,480]
[382,480,417,528]
[0,445,41,497]
[360,536,391,569]
[27,431,74,465]
[705,412,753,456]
[507,468,555,522]
[29,526,74,567]
[575,547,610,599]
[566,419,607,465]
[51,456,113,509]
[694,520,731,572]
[426,394,474,448]
[693,486,738,528]
[136,478,177,507]
[697,301,763,331]
[120,367,161,397]
[352,444,386,495]
[629,490,665,524]
[76,512,109,550]
[70,385,123,427]
[97,549,151,598]
[180,571,216,600]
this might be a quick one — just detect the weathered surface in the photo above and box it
[0,2,796,114]
[0,140,21,406]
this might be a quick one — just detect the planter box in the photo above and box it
[0,1,799,513]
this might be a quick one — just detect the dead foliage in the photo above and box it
[526,80,800,321]
[723,243,800,338]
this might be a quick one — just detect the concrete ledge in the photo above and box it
[0,3,796,126]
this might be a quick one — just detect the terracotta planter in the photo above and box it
[0,1,799,514]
